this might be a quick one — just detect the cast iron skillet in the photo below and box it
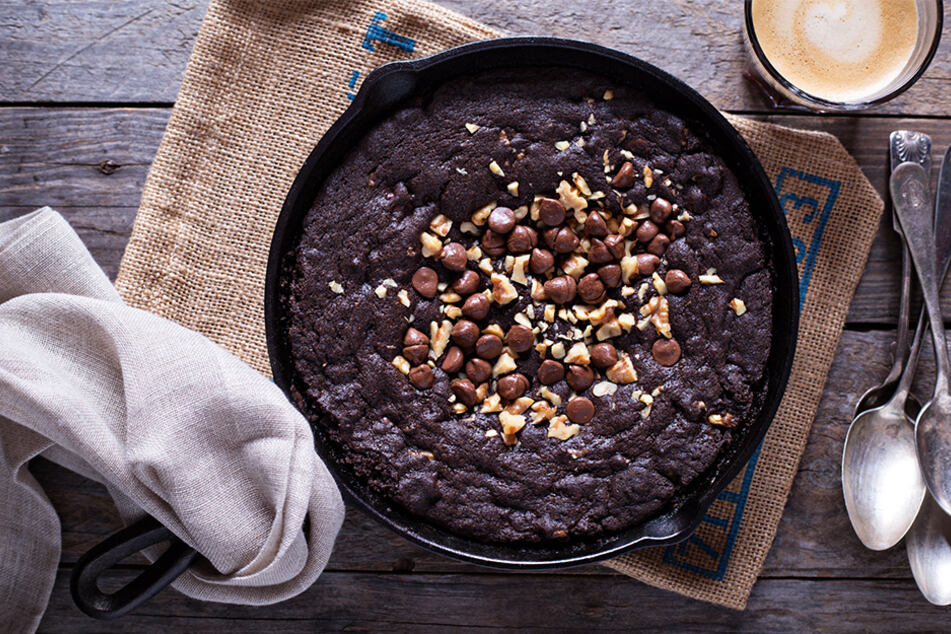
[71,37,799,619]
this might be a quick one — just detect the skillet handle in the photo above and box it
[70,515,199,620]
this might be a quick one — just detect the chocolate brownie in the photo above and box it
[283,68,773,543]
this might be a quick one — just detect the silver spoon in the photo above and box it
[907,146,951,605]
[892,162,951,516]
[841,135,937,550]
[907,493,951,605]
[843,315,927,549]
[853,131,932,417]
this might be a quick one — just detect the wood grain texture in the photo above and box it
[37,570,951,632]
[2,107,949,321]
[1,0,949,116]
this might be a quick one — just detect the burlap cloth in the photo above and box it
[115,0,884,610]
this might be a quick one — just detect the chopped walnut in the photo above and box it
[699,268,724,285]
[564,342,591,365]
[643,165,654,188]
[562,254,589,279]
[483,323,505,338]
[617,312,636,331]
[466,245,482,260]
[444,305,462,319]
[512,255,531,285]
[606,354,638,384]
[478,258,494,274]
[500,411,527,436]
[439,291,462,304]
[489,160,505,177]
[539,386,562,406]
[430,320,452,358]
[592,381,618,397]
[392,355,411,374]
[708,413,737,428]
[490,273,518,304]
[652,272,667,296]
[572,172,592,196]
[596,320,623,341]
[556,179,588,212]
[481,393,503,413]
[492,352,517,377]
[507,181,519,196]
[329,281,344,294]
[465,122,480,134]
[374,284,387,298]
[730,298,747,315]
[485,428,499,438]
[640,296,671,338]
[420,232,443,258]
[452,403,468,414]
[429,214,452,237]
[620,256,638,282]
[471,202,497,226]
[397,289,411,307]
[548,415,580,440]
[505,397,534,415]
[550,341,567,359]
[555,140,570,151]
[602,89,614,100]
[530,400,557,424]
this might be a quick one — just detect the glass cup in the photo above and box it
[743,0,943,111]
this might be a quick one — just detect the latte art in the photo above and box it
[750,0,919,103]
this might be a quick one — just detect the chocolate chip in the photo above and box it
[441,346,464,373]
[647,233,670,256]
[505,324,534,354]
[451,270,481,295]
[409,365,434,389]
[666,219,685,239]
[650,198,673,223]
[585,211,608,238]
[451,320,480,348]
[461,294,490,320]
[403,344,429,366]
[411,267,438,298]
[636,220,659,243]
[465,358,492,384]
[612,161,636,189]
[553,227,580,254]
[591,343,618,369]
[543,276,577,304]
[603,234,625,259]
[566,396,595,423]
[538,197,566,226]
[665,269,692,294]
[538,359,565,385]
[475,334,503,359]
[507,225,538,254]
[403,327,429,347]
[530,248,555,275]
[578,273,606,304]
[635,253,660,276]
[497,373,529,401]
[488,206,516,234]
[587,239,613,264]
[482,229,507,257]
[565,365,595,392]
[451,378,479,406]
[542,226,560,249]
[598,264,621,288]
[652,338,682,366]
[440,242,468,271]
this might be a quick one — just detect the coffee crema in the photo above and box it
[750,0,919,103]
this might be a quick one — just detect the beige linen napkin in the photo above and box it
[0,208,345,632]
[114,0,883,611]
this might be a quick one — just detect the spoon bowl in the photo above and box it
[843,401,926,549]
[907,492,951,606]
[916,393,951,516]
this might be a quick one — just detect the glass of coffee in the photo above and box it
[744,0,943,111]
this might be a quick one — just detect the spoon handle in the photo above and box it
[892,163,951,393]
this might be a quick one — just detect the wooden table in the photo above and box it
[2,1,950,630]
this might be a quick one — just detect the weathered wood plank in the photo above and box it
[1,107,949,322]
[2,0,949,116]
[31,328,930,580]
[38,569,949,632]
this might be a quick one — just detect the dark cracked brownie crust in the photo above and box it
[283,67,774,543]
